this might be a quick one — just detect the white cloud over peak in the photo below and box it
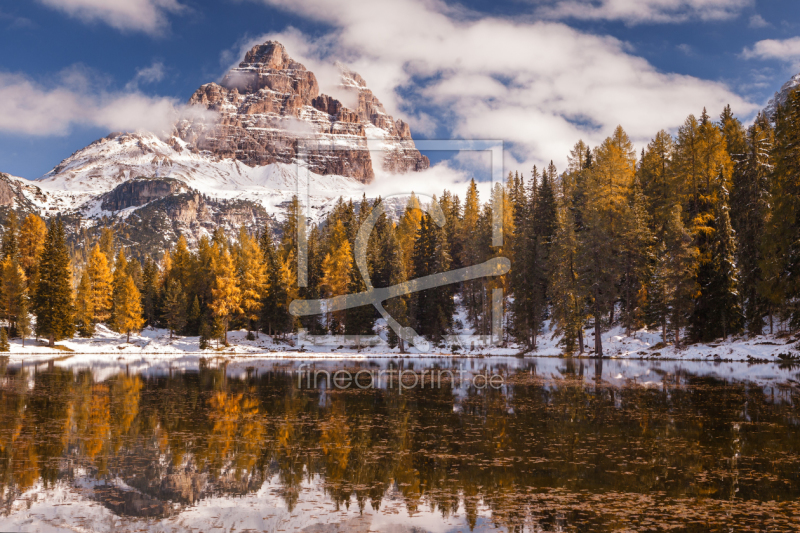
[0,68,212,137]
[743,37,800,61]
[535,0,752,24]
[254,0,756,172]
[36,0,185,35]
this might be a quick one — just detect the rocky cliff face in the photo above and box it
[176,41,428,183]
[100,177,187,211]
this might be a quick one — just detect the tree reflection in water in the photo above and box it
[0,358,799,531]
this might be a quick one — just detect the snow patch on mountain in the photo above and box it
[32,132,366,221]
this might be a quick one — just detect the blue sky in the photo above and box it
[1,0,799,179]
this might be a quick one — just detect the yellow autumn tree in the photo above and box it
[75,270,95,337]
[87,244,113,323]
[320,220,352,332]
[234,226,267,334]
[0,256,27,335]
[210,249,242,345]
[115,274,144,342]
[18,213,46,287]
[395,193,423,274]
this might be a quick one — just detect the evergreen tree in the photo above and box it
[75,271,95,338]
[110,249,129,331]
[162,278,187,339]
[33,220,75,346]
[549,199,584,353]
[652,205,698,346]
[411,213,453,343]
[638,130,676,235]
[16,297,30,347]
[99,227,115,268]
[260,226,291,338]
[731,113,773,335]
[2,211,19,259]
[141,257,160,327]
[187,295,202,336]
[619,180,655,334]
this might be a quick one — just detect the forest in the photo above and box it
[0,88,799,355]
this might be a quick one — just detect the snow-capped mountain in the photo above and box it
[0,40,430,254]
[175,40,428,183]
[765,72,800,118]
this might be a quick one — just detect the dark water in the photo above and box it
[0,356,799,532]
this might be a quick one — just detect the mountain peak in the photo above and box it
[177,41,428,182]
[239,40,305,71]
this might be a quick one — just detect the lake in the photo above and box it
[0,355,798,532]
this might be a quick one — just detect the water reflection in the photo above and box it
[0,356,799,531]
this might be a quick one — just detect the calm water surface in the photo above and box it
[0,356,799,532]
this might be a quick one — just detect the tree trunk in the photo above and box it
[662,319,667,345]
[48,334,54,348]
[594,311,603,357]
[578,328,584,354]
[399,337,406,354]
[127,331,131,343]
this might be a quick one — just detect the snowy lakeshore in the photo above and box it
[4,322,799,365]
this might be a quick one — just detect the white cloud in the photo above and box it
[125,61,166,91]
[748,14,770,28]
[36,0,184,35]
[535,0,751,24]
[0,68,212,137]
[253,0,756,173]
[743,37,800,61]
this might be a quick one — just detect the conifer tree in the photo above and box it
[33,220,75,346]
[87,244,113,323]
[619,180,655,334]
[577,126,636,355]
[320,220,352,333]
[549,199,584,353]
[395,193,423,275]
[18,213,46,287]
[638,130,676,234]
[141,257,160,327]
[210,249,241,345]
[99,227,115,268]
[110,249,129,331]
[731,113,773,335]
[2,211,19,259]
[0,256,27,336]
[652,205,698,346]
[16,297,30,347]
[75,271,95,338]
[116,274,145,342]
[381,226,409,352]
[411,213,453,343]
[162,278,187,339]
[704,190,743,340]
[234,226,266,335]
[187,295,202,336]
[759,90,800,332]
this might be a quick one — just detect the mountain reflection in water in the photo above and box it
[0,356,799,532]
